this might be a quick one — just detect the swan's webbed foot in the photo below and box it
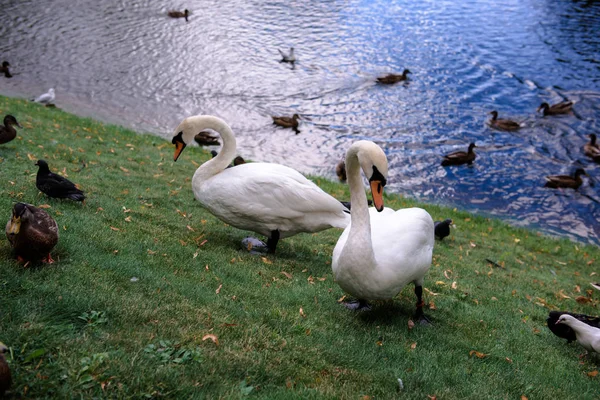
[343,299,371,311]
[241,237,269,255]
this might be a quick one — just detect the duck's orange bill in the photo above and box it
[173,141,186,161]
[370,180,385,212]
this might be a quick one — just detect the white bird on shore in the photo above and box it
[331,140,435,321]
[34,88,55,105]
[170,115,350,254]
[556,314,600,354]
[278,47,295,63]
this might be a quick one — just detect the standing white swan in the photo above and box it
[171,115,350,253]
[332,141,434,321]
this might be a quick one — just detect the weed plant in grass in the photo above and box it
[0,95,600,398]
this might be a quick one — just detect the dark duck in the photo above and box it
[488,111,520,131]
[35,159,86,202]
[6,202,59,264]
[434,219,453,240]
[0,115,22,145]
[0,61,12,78]
[537,101,573,116]
[377,69,411,84]
[441,143,477,166]
[544,168,588,190]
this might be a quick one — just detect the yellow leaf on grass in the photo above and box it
[407,320,415,330]
[451,281,458,289]
[202,334,219,345]
[216,284,222,294]
[299,307,306,318]
[281,271,292,279]
[557,290,571,299]
[110,226,120,231]
[469,350,488,359]
[119,166,129,173]
[261,257,272,265]
[587,370,598,377]
[410,342,417,349]
[38,204,51,209]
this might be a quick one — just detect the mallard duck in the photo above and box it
[5,202,59,263]
[537,101,573,116]
[0,342,10,397]
[376,69,411,84]
[332,140,434,321]
[544,168,588,189]
[278,47,295,63]
[548,311,600,343]
[336,160,347,182]
[488,111,520,131]
[272,114,300,133]
[171,115,349,254]
[194,131,220,146]
[0,115,22,145]
[583,134,600,162]
[35,159,86,201]
[0,61,11,78]
[33,88,55,105]
[556,314,600,354]
[168,9,189,21]
[441,143,477,166]
[434,219,453,240]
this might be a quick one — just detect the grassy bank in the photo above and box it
[1,94,599,399]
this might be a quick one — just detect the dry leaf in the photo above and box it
[576,296,591,304]
[216,284,222,294]
[587,370,598,377]
[38,204,51,209]
[261,257,272,265]
[557,290,571,299]
[407,320,415,330]
[281,271,292,279]
[337,295,347,303]
[124,216,132,222]
[299,307,306,318]
[506,357,513,363]
[428,396,437,400]
[451,281,458,290]
[186,225,195,232]
[119,166,129,173]
[444,270,452,279]
[410,342,417,349]
[424,288,440,296]
[469,350,488,359]
[521,396,528,400]
[202,334,219,345]
[428,301,436,310]
[435,281,446,286]
[110,226,120,231]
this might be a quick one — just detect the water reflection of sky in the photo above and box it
[0,0,599,244]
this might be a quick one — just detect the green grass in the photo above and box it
[1,94,599,399]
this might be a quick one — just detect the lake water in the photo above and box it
[1,0,599,244]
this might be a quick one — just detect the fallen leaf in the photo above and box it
[470,242,477,248]
[587,370,598,377]
[557,290,571,299]
[521,396,528,400]
[444,270,452,279]
[124,216,132,222]
[261,257,272,265]
[119,166,129,173]
[424,288,440,296]
[216,284,222,294]
[428,301,436,310]
[186,225,195,232]
[506,357,513,363]
[451,281,458,289]
[469,350,488,359]
[337,295,347,303]
[299,307,306,318]
[38,204,51,209]
[281,271,292,279]
[576,296,591,304]
[410,342,417,349]
[407,320,415,330]
[435,281,446,286]
[110,226,120,231]
[202,334,219,346]
[428,395,437,400]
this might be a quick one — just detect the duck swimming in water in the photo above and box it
[488,111,520,131]
[377,69,411,84]
[537,101,573,116]
[544,168,588,189]
[441,143,477,166]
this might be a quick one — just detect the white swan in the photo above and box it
[34,88,55,105]
[332,140,434,320]
[171,115,350,253]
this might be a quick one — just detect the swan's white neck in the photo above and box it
[342,145,376,267]
[182,115,237,183]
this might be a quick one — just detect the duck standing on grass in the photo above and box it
[434,219,453,240]
[556,314,600,355]
[537,101,573,116]
[0,342,11,397]
[35,159,86,202]
[0,61,12,78]
[6,202,59,264]
[171,115,350,254]
[332,141,434,323]
[441,143,477,166]
[0,115,22,145]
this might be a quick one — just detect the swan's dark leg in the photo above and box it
[414,285,432,325]
[343,299,371,311]
[266,230,280,254]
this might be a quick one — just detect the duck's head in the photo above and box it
[1,61,9,68]
[35,159,50,171]
[574,168,588,178]
[292,114,300,120]
[7,203,31,237]
[489,110,498,120]
[403,69,411,76]
[590,133,597,145]
[4,115,22,128]
[537,102,550,113]
[468,142,477,152]
[351,140,388,212]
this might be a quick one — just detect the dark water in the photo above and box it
[1,0,599,244]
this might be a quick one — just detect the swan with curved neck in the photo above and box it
[332,141,434,320]
[172,115,350,253]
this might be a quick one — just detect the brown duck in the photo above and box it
[441,143,477,166]
[488,111,520,131]
[6,202,59,263]
[583,134,600,162]
[537,101,573,116]
[377,69,411,84]
[272,114,300,133]
[168,9,189,21]
[194,131,220,146]
[0,342,10,397]
[0,115,22,144]
[0,61,11,78]
[336,160,347,182]
[544,168,588,189]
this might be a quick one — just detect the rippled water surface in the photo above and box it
[1,0,599,243]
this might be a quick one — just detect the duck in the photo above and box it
[272,113,300,133]
[537,101,573,116]
[434,219,453,240]
[583,134,600,162]
[168,9,189,21]
[278,47,295,63]
[556,314,600,354]
[336,160,347,182]
[547,311,600,343]
[0,61,11,78]
[544,168,588,189]
[488,111,520,131]
[171,115,350,254]
[210,150,246,167]
[0,115,22,145]
[194,130,220,146]
[0,342,10,397]
[33,88,55,106]
[377,69,411,84]
[35,159,86,202]
[331,141,434,321]
[5,202,59,264]
[441,143,477,166]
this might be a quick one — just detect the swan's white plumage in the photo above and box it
[332,141,434,301]
[174,115,349,242]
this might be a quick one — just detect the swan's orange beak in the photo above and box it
[173,141,186,162]
[370,180,385,212]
